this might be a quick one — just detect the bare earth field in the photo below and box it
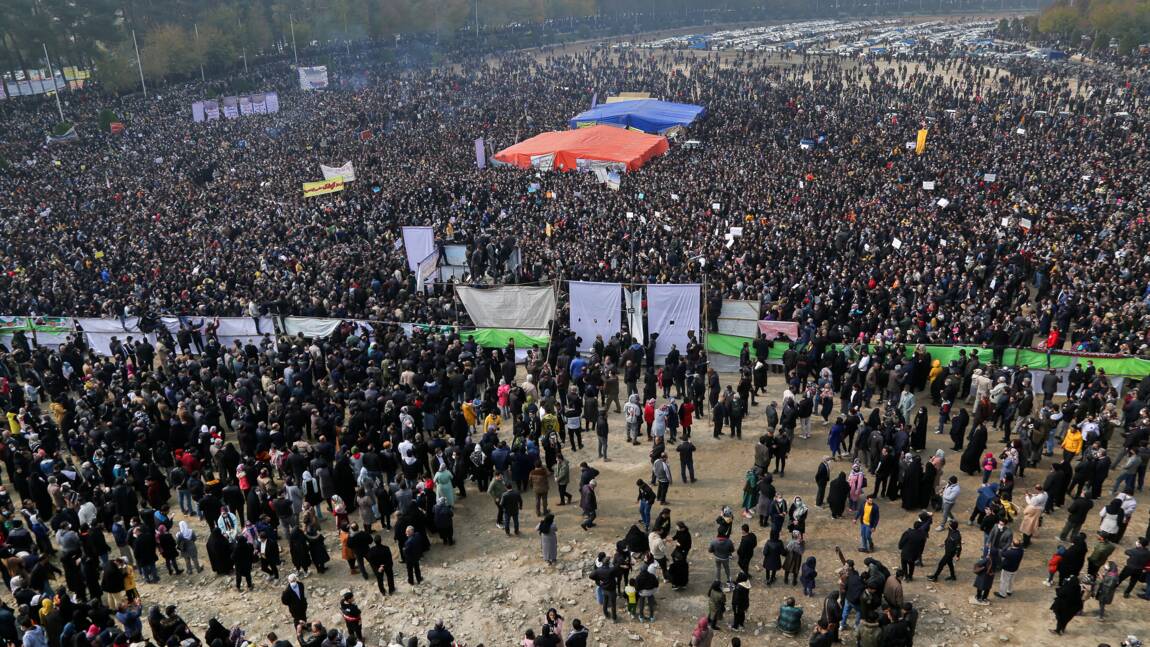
[131,373,1147,647]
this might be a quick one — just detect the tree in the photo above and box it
[141,24,198,79]
[94,43,140,94]
[1038,5,1081,40]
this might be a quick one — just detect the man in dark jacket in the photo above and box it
[367,535,396,595]
[927,520,963,581]
[1059,494,1094,542]
[735,524,758,575]
[402,526,425,586]
[897,524,928,580]
[280,573,307,622]
[426,620,455,647]
[1117,537,1150,597]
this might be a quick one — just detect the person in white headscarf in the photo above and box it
[177,521,203,573]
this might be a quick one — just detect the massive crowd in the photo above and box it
[0,16,1149,647]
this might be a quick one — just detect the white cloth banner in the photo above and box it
[569,282,621,352]
[717,299,760,338]
[158,317,272,353]
[298,66,329,90]
[416,251,439,294]
[76,317,141,356]
[455,286,556,332]
[647,284,700,358]
[625,288,645,344]
[321,162,356,182]
[401,226,435,272]
[283,317,343,338]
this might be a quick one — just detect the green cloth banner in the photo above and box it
[462,328,550,349]
[705,333,788,359]
[0,316,72,334]
[705,334,1150,378]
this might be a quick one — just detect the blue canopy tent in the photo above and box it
[569,99,706,134]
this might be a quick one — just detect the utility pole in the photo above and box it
[289,13,299,66]
[131,29,147,99]
[41,43,64,122]
[194,23,206,83]
[243,47,248,73]
[474,0,480,41]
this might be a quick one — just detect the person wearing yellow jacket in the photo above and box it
[1060,425,1083,462]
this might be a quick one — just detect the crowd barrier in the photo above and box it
[3,315,1148,380]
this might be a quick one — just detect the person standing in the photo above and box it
[705,581,727,630]
[232,536,255,591]
[529,461,551,517]
[815,457,831,507]
[488,472,509,529]
[281,573,308,623]
[854,494,880,553]
[339,591,363,643]
[927,520,962,581]
[897,523,927,581]
[595,408,610,461]
[554,453,572,506]
[366,535,395,595]
[537,514,558,565]
[677,438,697,484]
[1049,574,1085,635]
[1116,536,1150,598]
[730,572,751,631]
[937,476,960,529]
[708,532,735,589]
[402,526,424,586]
[579,480,598,531]
[500,486,523,536]
[971,550,995,605]
[995,540,1024,598]
[736,524,758,576]
[636,480,656,531]
[652,454,672,504]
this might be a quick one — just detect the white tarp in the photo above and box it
[416,251,439,294]
[647,284,700,358]
[401,226,435,272]
[717,299,760,338]
[569,282,621,351]
[283,317,342,339]
[625,288,645,344]
[158,317,272,352]
[455,286,556,332]
[320,161,355,182]
[77,316,272,356]
[298,66,329,90]
[76,317,141,356]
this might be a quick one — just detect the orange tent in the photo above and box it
[492,125,669,172]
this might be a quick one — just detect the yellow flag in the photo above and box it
[545,223,553,237]
[915,129,928,155]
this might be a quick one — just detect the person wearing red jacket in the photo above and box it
[1044,327,1061,369]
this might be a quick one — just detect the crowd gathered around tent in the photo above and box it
[0,17,1149,647]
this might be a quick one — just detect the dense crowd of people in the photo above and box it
[0,14,1149,647]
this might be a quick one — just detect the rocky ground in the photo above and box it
[125,372,1148,647]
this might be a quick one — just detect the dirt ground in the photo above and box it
[128,371,1148,647]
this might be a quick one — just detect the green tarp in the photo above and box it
[462,328,550,349]
[704,333,1150,377]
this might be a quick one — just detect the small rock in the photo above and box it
[998,636,1010,643]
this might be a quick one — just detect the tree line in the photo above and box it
[1033,0,1150,54]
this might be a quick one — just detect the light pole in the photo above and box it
[289,13,299,66]
[194,23,205,83]
[131,29,147,99]
[41,43,64,122]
